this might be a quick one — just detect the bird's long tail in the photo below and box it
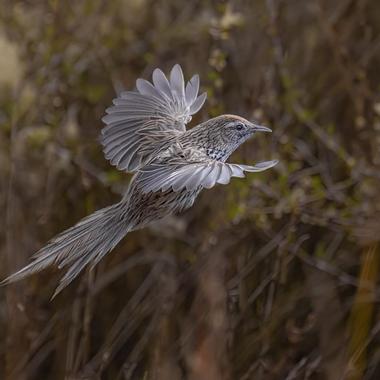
[1,202,129,297]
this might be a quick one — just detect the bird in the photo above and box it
[2,64,278,297]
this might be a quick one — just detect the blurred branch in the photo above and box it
[4,80,30,380]
[346,243,380,380]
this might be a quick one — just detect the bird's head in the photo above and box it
[215,114,271,141]
[198,114,272,159]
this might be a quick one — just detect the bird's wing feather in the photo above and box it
[138,160,278,193]
[101,64,207,172]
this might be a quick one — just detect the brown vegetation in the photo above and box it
[0,1,379,379]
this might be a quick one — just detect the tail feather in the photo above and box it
[1,202,129,297]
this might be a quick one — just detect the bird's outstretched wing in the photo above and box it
[101,64,207,172]
[138,160,278,193]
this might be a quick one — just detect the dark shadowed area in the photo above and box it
[0,1,379,379]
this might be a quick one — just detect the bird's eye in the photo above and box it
[236,123,244,131]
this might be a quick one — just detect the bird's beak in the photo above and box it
[251,123,272,133]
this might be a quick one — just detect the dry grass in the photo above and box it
[0,0,379,379]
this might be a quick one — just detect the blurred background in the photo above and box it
[0,1,379,379]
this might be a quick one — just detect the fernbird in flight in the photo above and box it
[2,64,278,297]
